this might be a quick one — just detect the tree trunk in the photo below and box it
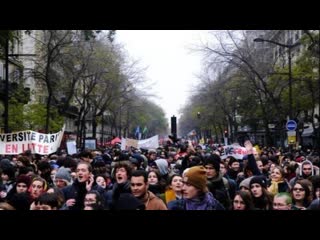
[45,92,52,133]
[92,113,97,139]
[264,120,273,146]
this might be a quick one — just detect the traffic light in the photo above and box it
[171,115,177,137]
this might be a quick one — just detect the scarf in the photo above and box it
[165,189,177,204]
[268,180,284,196]
[185,192,215,210]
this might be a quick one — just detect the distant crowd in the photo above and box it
[0,139,319,210]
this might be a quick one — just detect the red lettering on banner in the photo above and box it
[5,144,18,154]
[12,144,18,153]
[5,144,11,153]
[43,145,49,154]
[21,143,49,154]
[37,144,42,152]
[22,143,36,152]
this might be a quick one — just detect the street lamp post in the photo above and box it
[254,37,299,120]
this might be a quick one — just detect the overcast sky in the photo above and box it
[115,30,211,122]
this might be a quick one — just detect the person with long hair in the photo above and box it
[249,176,273,210]
[291,180,312,210]
[232,191,255,210]
[268,166,290,196]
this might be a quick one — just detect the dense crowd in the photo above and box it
[0,139,319,210]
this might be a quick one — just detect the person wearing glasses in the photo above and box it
[83,190,105,210]
[291,180,312,210]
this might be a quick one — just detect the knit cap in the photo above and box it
[183,166,208,192]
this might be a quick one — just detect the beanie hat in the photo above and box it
[204,154,220,172]
[50,163,59,170]
[0,158,13,169]
[250,176,267,189]
[228,156,239,166]
[183,166,208,192]
[239,177,253,190]
[55,167,72,185]
[1,166,15,180]
[16,174,32,188]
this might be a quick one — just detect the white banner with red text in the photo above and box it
[221,143,258,160]
[0,126,65,155]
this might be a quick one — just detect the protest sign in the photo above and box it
[0,126,65,155]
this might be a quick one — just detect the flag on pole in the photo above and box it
[135,126,140,139]
[142,126,148,139]
[142,126,148,134]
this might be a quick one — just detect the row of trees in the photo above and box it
[179,30,320,147]
[0,30,167,147]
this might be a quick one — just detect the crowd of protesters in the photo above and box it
[0,138,319,210]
